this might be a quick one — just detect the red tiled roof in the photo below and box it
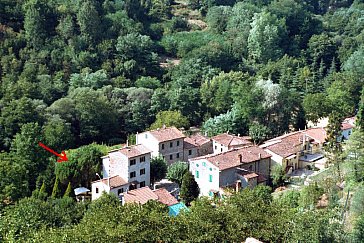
[153,188,178,206]
[304,128,327,144]
[341,122,354,130]
[123,187,158,204]
[147,126,185,142]
[92,175,128,189]
[118,144,152,158]
[263,132,303,158]
[191,146,271,171]
[184,133,211,149]
[212,133,252,148]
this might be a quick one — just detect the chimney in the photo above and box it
[126,139,129,147]
[238,133,240,137]
[236,180,241,193]
[258,153,261,160]
[238,154,242,163]
[162,124,166,129]
[136,132,139,144]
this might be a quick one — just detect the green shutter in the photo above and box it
[209,174,212,182]
[196,171,199,178]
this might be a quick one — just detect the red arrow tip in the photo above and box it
[57,151,68,163]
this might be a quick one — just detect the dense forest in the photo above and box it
[1,0,364,241]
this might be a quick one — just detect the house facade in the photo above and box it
[211,133,252,154]
[136,126,185,165]
[183,133,213,160]
[189,146,271,196]
[91,144,152,200]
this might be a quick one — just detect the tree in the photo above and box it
[353,215,364,242]
[344,129,364,182]
[63,182,72,198]
[357,89,364,131]
[303,93,330,123]
[77,0,101,43]
[248,11,287,63]
[249,123,270,144]
[325,111,344,179]
[150,111,189,130]
[43,117,75,153]
[150,156,168,184]
[166,161,189,186]
[343,47,364,77]
[299,183,323,209]
[180,171,199,205]
[52,176,61,198]
[271,164,286,187]
[206,6,232,33]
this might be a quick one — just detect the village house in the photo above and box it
[189,146,271,196]
[211,133,252,154]
[183,133,213,160]
[120,186,187,216]
[91,144,152,200]
[136,126,185,165]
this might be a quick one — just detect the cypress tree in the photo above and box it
[63,182,72,198]
[52,176,61,198]
[357,89,364,131]
[180,172,199,206]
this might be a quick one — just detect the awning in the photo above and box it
[74,187,90,196]
[286,154,296,160]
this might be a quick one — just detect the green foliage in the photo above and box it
[150,156,168,184]
[299,183,324,209]
[150,111,189,130]
[271,164,286,187]
[51,176,61,198]
[206,6,232,33]
[303,93,330,123]
[63,182,72,198]
[344,129,364,182]
[77,0,101,43]
[180,171,199,205]
[135,76,161,89]
[248,11,287,63]
[166,161,189,186]
[55,143,107,188]
[249,123,270,144]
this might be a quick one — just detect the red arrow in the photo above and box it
[38,142,68,163]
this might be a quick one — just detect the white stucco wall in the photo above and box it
[136,132,160,157]
[127,153,151,187]
[189,159,219,196]
[212,141,228,154]
[91,181,110,200]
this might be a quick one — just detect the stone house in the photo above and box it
[189,146,271,196]
[211,133,252,154]
[136,126,185,165]
[91,144,151,200]
[183,133,213,160]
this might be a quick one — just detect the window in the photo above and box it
[140,168,145,175]
[209,175,213,182]
[145,134,148,139]
[140,156,145,162]
[170,154,173,160]
[177,140,180,146]
[215,145,217,150]
[196,171,199,178]
[162,144,165,150]
[196,163,199,167]
[96,187,99,193]
[170,142,173,147]
[176,153,179,158]
[130,159,136,166]
[189,150,192,155]
[249,165,253,171]
[129,184,136,190]
[202,162,206,167]
[349,130,352,135]
[209,168,212,171]
[140,181,145,187]
[118,188,124,194]
[130,171,136,178]
[221,148,223,152]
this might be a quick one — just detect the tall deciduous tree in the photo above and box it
[77,0,101,43]
[166,161,188,186]
[248,11,287,63]
[150,111,189,130]
[150,156,168,184]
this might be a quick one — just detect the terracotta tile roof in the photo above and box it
[184,133,211,149]
[191,146,271,171]
[212,133,252,148]
[304,128,327,144]
[263,132,303,158]
[153,188,179,206]
[118,144,152,158]
[341,122,354,130]
[92,175,128,189]
[147,126,185,142]
[123,187,158,204]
